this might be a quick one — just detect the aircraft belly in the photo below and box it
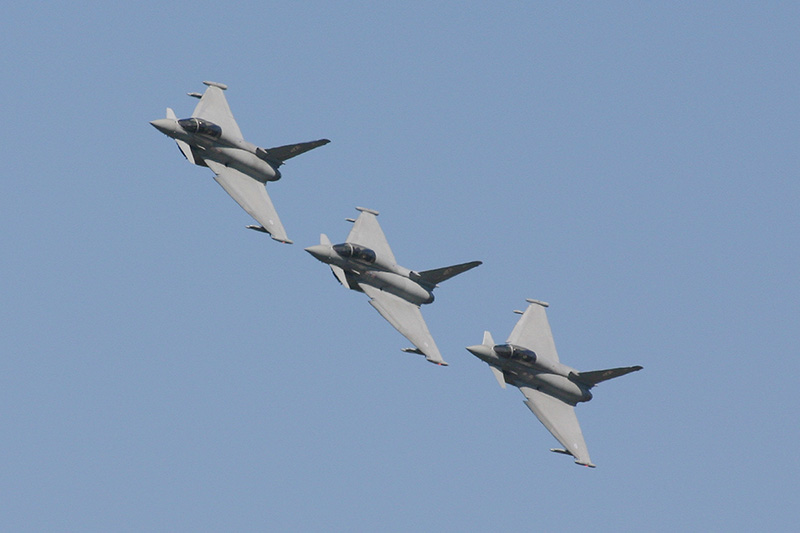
[205,146,276,183]
[360,271,432,305]
[511,367,590,405]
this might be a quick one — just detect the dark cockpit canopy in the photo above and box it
[178,117,222,138]
[494,344,537,364]
[332,243,376,263]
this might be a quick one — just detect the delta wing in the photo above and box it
[359,284,446,365]
[205,160,290,243]
[519,385,594,467]
[191,81,243,142]
[507,299,560,364]
[345,207,397,266]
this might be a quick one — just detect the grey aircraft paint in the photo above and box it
[466,299,642,467]
[306,207,481,366]
[151,81,329,243]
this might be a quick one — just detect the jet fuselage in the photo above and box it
[150,117,280,183]
[466,343,593,405]
[304,243,434,306]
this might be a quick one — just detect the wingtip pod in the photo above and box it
[526,298,549,308]
[246,225,293,244]
[401,347,449,366]
[550,448,596,468]
[203,80,228,90]
[355,206,380,216]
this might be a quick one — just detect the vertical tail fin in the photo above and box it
[482,331,495,347]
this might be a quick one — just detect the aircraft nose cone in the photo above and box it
[150,118,174,135]
[304,244,330,262]
[466,344,492,358]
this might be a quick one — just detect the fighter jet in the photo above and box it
[466,299,642,467]
[150,81,329,244]
[305,207,481,366]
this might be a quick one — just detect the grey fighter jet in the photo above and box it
[466,299,642,467]
[151,81,329,244]
[305,207,481,366]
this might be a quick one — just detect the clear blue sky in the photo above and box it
[2,2,798,531]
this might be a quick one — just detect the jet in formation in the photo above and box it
[466,299,642,467]
[151,81,329,244]
[305,207,481,366]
